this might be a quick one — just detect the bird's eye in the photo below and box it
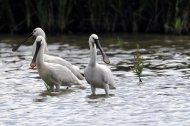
[93,38,98,41]
[33,30,36,33]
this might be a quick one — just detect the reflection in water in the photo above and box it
[33,96,47,102]
[86,94,115,99]
[0,34,190,125]
[39,89,74,97]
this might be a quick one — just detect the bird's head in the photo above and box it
[89,34,110,64]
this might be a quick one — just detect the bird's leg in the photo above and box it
[55,84,60,92]
[49,84,54,92]
[91,86,96,95]
[104,84,109,97]
[66,84,72,89]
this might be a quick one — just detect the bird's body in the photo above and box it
[13,27,84,80]
[85,64,115,89]
[43,54,84,80]
[84,34,115,96]
[33,36,81,91]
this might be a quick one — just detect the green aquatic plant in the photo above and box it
[1,1,190,34]
[132,44,144,82]
[58,0,74,32]
[117,37,124,48]
[35,0,48,29]
[44,75,52,92]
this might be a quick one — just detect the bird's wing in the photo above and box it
[46,63,81,86]
[97,64,115,88]
[44,54,84,80]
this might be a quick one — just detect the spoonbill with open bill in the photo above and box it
[12,28,84,80]
[31,36,81,92]
[84,34,115,96]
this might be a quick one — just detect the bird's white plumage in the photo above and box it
[32,28,48,56]
[43,54,84,80]
[31,28,84,80]
[84,34,115,96]
[35,36,81,91]
[85,64,115,88]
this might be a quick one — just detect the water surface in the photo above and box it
[0,34,190,126]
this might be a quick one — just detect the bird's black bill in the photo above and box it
[94,39,110,64]
[30,41,41,68]
[12,33,33,51]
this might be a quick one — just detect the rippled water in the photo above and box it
[1,34,190,126]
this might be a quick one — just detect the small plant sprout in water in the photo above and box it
[132,44,144,82]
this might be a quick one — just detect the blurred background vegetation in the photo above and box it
[0,0,190,34]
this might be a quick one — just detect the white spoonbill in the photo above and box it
[84,34,115,96]
[31,36,81,92]
[12,28,84,80]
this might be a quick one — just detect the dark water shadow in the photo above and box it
[39,88,74,97]
[137,81,144,86]
[85,94,115,104]
[33,97,47,102]
[33,89,75,102]
[86,94,115,99]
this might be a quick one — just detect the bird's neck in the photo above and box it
[32,37,48,56]
[89,44,97,66]
[36,45,44,68]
